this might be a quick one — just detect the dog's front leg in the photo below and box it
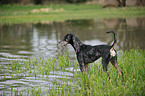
[79,63,84,72]
[77,54,85,72]
[85,64,89,74]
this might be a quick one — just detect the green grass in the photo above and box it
[1,49,145,95]
[0,4,145,24]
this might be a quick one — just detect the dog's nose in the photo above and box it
[60,41,68,46]
[59,40,62,43]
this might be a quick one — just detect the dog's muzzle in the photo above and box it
[59,40,68,46]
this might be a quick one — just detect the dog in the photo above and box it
[60,31,123,77]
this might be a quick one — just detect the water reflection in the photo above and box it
[0,17,145,95]
[0,18,145,60]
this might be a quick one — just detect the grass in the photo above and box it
[1,49,145,95]
[0,4,145,24]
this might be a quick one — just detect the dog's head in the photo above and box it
[59,33,74,46]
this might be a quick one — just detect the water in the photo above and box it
[0,17,145,95]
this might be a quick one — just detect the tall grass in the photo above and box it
[2,49,145,95]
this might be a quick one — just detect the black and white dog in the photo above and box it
[60,31,123,77]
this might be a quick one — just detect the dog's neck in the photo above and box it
[70,36,83,53]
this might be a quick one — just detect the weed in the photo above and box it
[1,49,145,96]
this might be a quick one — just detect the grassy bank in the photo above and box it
[0,4,145,24]
[1,49,145,95]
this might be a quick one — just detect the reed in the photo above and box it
[3,49,145,96]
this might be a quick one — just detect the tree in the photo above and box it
[66,0,87,3]
[117,0,126,7]
[34,0,42,4]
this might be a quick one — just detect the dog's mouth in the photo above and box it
[59,40,68,46]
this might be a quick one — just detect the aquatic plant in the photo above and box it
[1,49,145,96]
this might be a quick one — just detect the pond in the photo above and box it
[0,17,145,95]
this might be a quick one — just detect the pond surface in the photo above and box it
[0,17,145,95]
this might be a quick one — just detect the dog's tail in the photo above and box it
[106,31,116,49]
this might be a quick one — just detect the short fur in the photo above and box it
[60,31,123,77]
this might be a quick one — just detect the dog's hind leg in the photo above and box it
[110,56,123,76]
[102,57,110,79]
